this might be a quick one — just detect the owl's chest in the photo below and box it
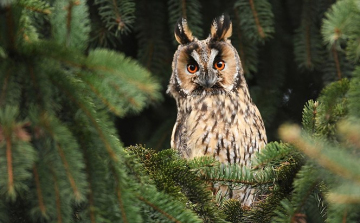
[177,93,264,165]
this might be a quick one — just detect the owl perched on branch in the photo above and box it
[167,15,267,206]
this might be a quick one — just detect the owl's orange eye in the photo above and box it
[214,60,225,70]
[187,63,199,73]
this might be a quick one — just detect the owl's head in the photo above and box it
[168,14,245,98]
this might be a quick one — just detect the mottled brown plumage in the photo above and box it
[167,15,267,206]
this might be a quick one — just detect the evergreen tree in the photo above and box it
[2,0,360,222]
[0,0,200,222]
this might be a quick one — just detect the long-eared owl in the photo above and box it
[167,15,267,206]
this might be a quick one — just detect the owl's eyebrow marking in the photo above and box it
[209,48,219,62]
[185,43,199,55]
[190,50,201,64]
[209,41,224,52]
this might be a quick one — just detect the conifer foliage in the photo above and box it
[2,0,360,223]
[0,0,175,222]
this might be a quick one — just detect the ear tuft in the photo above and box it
[174,18,194,45]
[210,14,232,41]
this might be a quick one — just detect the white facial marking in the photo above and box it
[208,48,219,72]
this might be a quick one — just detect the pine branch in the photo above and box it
[36,113,87,202]
[0,106,35,201]
[252,142,300,169]
[32,165,46,216]
[321,0,354,50]
[84,49,162,113]
[321,47,353,84]
[322,0,360,66]
[70,114,128,222]
[291,165,322,218]
[315,79,349,139]
[51,0,90,51]
[138,188,203,223]
[272,199,295,223]
[302,100,318,134]
[303,193,326,223]
[47,71,141,222]
[294,0,325,70]
[231,7,259,75]
[5,133,14,198]
[51,170,64,223]
[331,45,342,80]
[27,42,161,115]
[94,0,135,35]
[127,146,226,223]
[234,0,274,42]
[221,199,243,223]
[18,0,51,15]
[199,161,276,186]
[279,124,360,184]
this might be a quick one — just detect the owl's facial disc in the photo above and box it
[190,48,224,90]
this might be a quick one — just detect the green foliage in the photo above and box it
[126,143,302,223]
[2,0,360,222]
[272,4,360,214]
[277,76,360,222]
[94,0,135,35]
[221,199,243,223]
[0,0,165,222]
[315,79,349,139]
[322,0,360,63]
[233,0,274,42]
[127,146,227,223]
[293,0,325,70]
[51,0,90,51]
[0,107,36,202]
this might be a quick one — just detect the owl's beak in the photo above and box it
[196,73,218,89]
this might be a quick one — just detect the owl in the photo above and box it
[167,15,267,206]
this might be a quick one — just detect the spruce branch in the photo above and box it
[315,79,349,139]
[127,146,226,223]
[279,124,360,184]
[47,72,141,222]
[322,0,360,63]
[51,0,90,51]
[252,142,300,169]
[293,0,325,70]
[0,106,35,201]
[302,100,318,134]
[200,163,276,186]
[94,0,135,35]
[138,188,203,223]
[32,165,46,216]
[234,0,274,42]
[18,0,51,15]
[232,7,259,75]
[290,165,322,220]
[36,113,87,202]
[331,45,342,80]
